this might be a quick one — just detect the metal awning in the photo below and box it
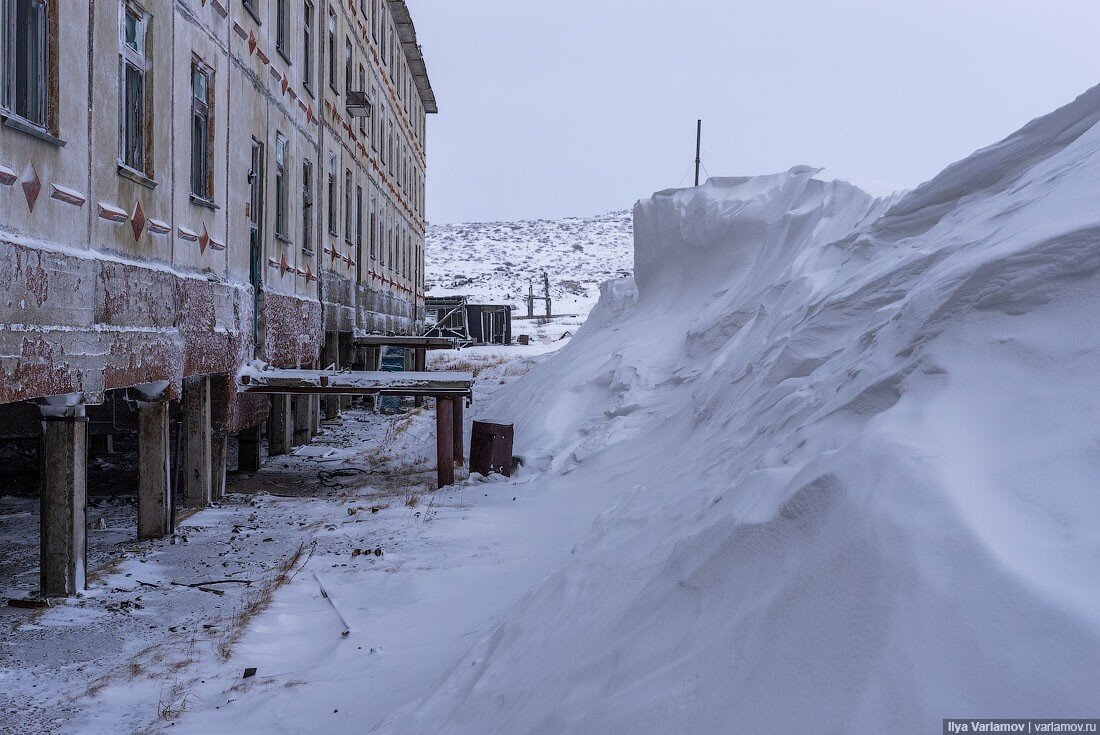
[353,335,456,350]
[238,369,472,398]
[386,1,438,114]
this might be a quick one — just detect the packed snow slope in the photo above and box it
[426,211,633,316]
[381,87,1100,733]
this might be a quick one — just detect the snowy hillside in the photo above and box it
[381,89,1100,733]
[425,211,633,317]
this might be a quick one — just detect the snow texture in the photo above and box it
[377,89,1100,733]
[426,211,634,317]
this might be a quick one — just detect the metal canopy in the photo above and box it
[353,335,456,350]
[238,370,472,398]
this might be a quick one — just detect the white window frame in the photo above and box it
[118,0,150,174]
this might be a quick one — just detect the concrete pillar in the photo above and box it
[293,396,312,446]
[436,397,455,489]
[137,401,172,539]
[323,333,341,421]
[211,433,227,500]
[268,396,293,456]
[40,417,87,597]
[237,425,263,471]
[182,376,212,508]
[414,349,427,408]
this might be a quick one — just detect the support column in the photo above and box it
[182,376,212,508]
[414,349,427,408]
[323,333,341,421]
[40,416,87,598]
[453,398,465,467]
[293,396,312,446]
[137,401,171,539]
[436,397,455,489]
[237,425,263,471]
[268,396,293,456]
[366,347,381,412]
[211,433,227,501]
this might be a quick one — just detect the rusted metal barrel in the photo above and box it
[470,420,514,477]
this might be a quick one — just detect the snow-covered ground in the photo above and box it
[426,211,633,317]
[7,84,1100,734]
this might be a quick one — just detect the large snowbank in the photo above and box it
[381,88,1100,732]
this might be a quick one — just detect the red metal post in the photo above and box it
[436,397,455,488]
[453,398,464,467]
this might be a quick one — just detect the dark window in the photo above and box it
[119,1,149,173]
[327,154,336,235]
[369,196,377,259]
[344,168,352,244]
[355,185,363,281]
[302,0,313,90]
[274,133,289,238]
[327,9,337,93]
[2,0,49,128]
[275,0,286,54]
[190,62,213,199]
[302,159,313,252]
[344,38,352,95]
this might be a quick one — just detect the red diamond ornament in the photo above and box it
[130,201,146,240]
[20,163,41,212]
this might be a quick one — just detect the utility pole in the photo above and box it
[694,119,702,187]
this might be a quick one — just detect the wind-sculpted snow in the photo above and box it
[381,89,1100,734]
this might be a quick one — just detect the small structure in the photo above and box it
[425,296,513,346]
[239,368,471,489]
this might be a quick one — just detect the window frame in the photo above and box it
[274,131,289,240]
[118,0,152,178]
[1,0,55,135]
[302,158,314,255]
[343,168,353,246]
[327,153,337,236]
[189,58,214,201]
[302,0,314,93]
[327,9,338,94]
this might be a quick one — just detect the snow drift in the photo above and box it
[381,89,1100,733]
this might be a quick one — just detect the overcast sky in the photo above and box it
[412,0,1100,224]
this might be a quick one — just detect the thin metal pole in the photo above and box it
[694,119,702,187]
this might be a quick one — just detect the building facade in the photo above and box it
[0,0,435,596]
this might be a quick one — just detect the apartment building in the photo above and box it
[0,0,435,597]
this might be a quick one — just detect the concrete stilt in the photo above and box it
[40,416,87,597]
[268,396,293,456]
[182,376,212,508]
[211,433,227,500]
[414,349,426,408]
[237,425,263,471]
[293,396,311,446]
[323,333,341,420]
[137,401,172,539]
[436,397,455,489]
[453,398,465,467]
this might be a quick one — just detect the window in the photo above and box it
[327,154,337,235]
[302,0,313,90]
[344,38,352,95]
[357,65,366,135]
[370,87,379,150]
[242,0,258,21]
[371,0,379,41]
[119,1,150,174]
[327,9,337,93]
[274,132,289,239]
[276,0,287,55]
[344,169,352,244]
[1,0,52,130]
[190,61,213,199]
[369,196,377,259]
[355,185,363,281]
[302,159,313,253]
[379,7,386,65]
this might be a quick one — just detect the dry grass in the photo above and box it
[216,541,311,661]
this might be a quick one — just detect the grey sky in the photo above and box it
[412,0,1100,224]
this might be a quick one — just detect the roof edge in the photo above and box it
[386,0,438,114]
